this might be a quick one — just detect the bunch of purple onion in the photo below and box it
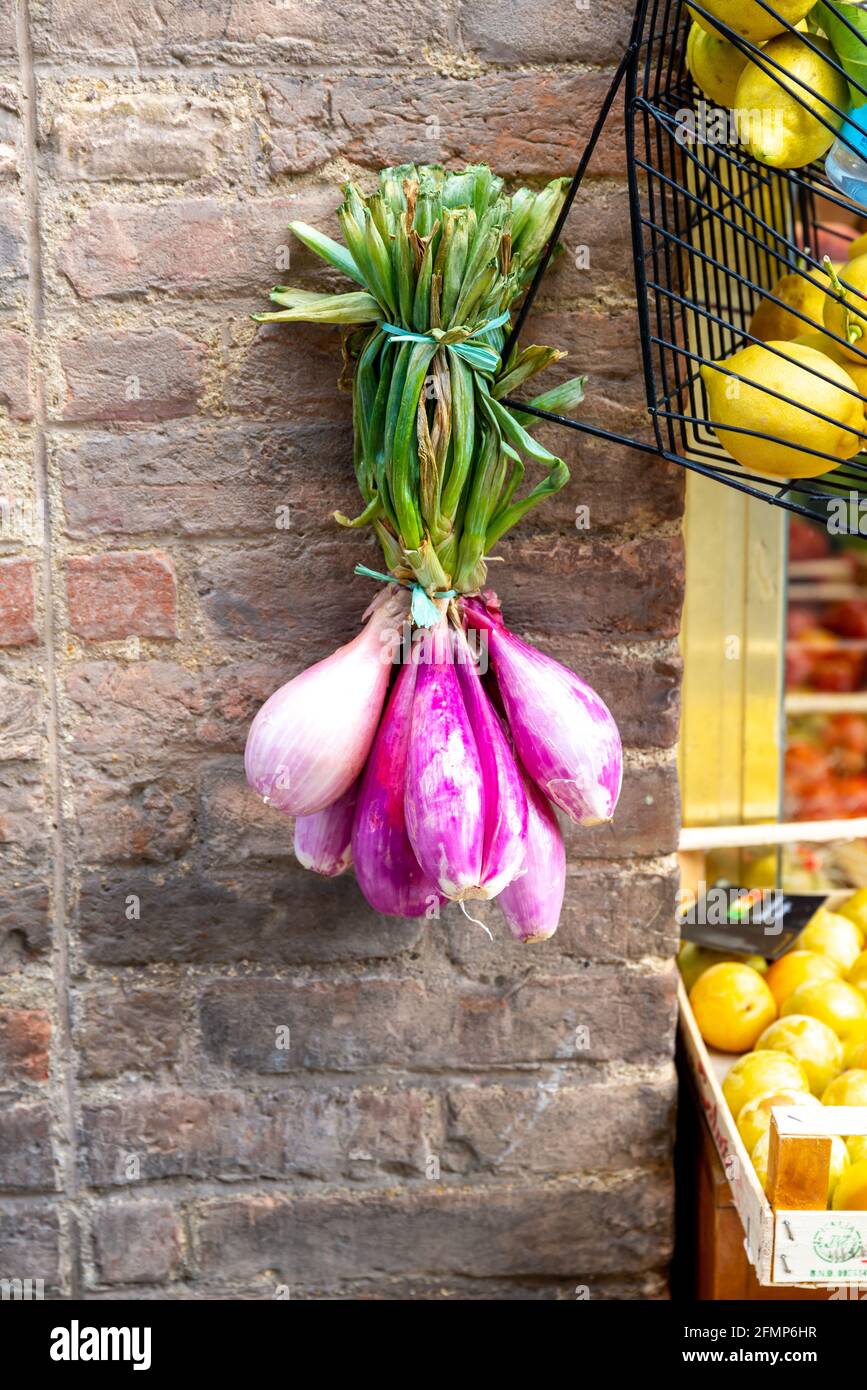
[245,587,622,942]
[244,161,623,941]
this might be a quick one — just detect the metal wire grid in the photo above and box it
[502,0,867,530]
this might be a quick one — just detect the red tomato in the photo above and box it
[823,599,867,639]
[786,648,814,688]
[834,775,867,817]
[785,742,830,790]
[824,713,867,755]
[787,605,818,640]
[790,777,840,820]
[789,517,831,561]
[811,651,865,692]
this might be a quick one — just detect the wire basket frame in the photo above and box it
[503,0,867,533]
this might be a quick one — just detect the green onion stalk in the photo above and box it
[254,163,586,598]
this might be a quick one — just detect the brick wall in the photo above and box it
[0,0,684,1299]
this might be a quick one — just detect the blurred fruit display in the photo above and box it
[679,890,867,1211]
[784,518,867,832]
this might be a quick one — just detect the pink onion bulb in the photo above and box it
[404,621,486,901]
[352,644,443,918]
[497,768,565,942]
[245,588,407,817]
[294,781,357,876]
[453,625,527,899]
[463,599,622,826]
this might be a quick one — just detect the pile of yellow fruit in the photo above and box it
[687,5,848,173]
[680,890,867,1209]
[702,237,867,481]
[687,6,867,480]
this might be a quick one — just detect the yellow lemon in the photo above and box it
[832,1158,867,1210]
[791,333,867,413]
[687,22,751,106]
[822,1068,867,1108]
[722,1049,811,1118]
[836,889,867,943]
[700,341,862,478]
[690,963,778,1052]
[735,35,849,169]
[823,253,867,364]
[751,1129,849,1199]
[765,949,841,1008]
[690,0,813,44]
[755,1014,844,1096]
[737,1086,821,1153]
[781,978,867,1039]
[797,909,863,973]
[751,268,836,343]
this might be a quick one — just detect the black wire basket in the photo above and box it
[504,0,867,532]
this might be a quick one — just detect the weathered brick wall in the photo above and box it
[0,1,684,1298]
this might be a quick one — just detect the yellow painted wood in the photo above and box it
[679,142,788,872]
[679,473,786,879]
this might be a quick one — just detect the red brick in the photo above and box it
[263,71,626,179]
[0,559,37,646]
[200,763,293,862]
[194,535,383,653]
[493,533,685,640]
[224,323,352,422]
[66,660,202,758]
[459,0,632,64]
[563,757,681,859]
[521,307,645,403]
[75,774,194,864]
[445,863,679,971]
[531,179,638,304]
[91,1200,180,1285]
[516,636,682,749]
[0,1105,56,1190]
[196,662,287,750]
[57,328,203,423]
[0,1008,51,1082]
[198,967,677,1072]
[445,1073,675,1175]
[0,86,22,179]
[0,868,51,969]
[77,864,425,966]
[0,675,42,760]
[82,1087,442,1185]
[45,92,239,183]
[55,420,352,541]
[0,767,48,861]
[193,1176,672,1283]
[66,550,177,640]
[74,981,181,1080]
[32,1,451,64]
[31,0,229,54]
[57,193,347,300]
[0,197,28,309]
[64,656,284,760]
[0,1205,61,1291]
[0,331,32,421]
[0,8,15,57]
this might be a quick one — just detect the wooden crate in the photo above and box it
[679,977,867,1289]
